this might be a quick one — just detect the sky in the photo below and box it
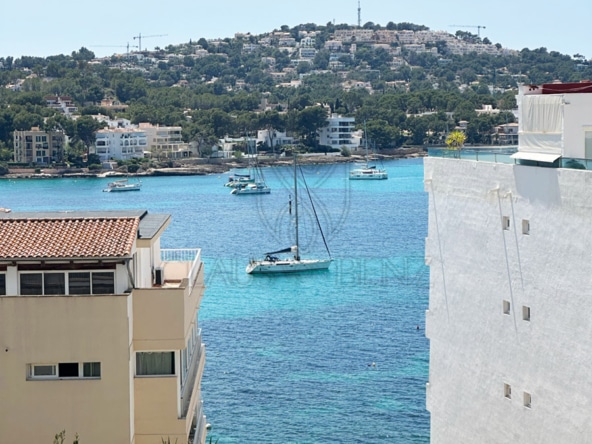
[1,0,591,60]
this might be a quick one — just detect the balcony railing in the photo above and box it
[428,147,592,171]
[427,146,517,164]
[160,248,201,287]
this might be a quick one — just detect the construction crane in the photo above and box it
[133,33,168,51]
[450,25,486,37]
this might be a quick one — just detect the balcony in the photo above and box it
[133,249,204,350]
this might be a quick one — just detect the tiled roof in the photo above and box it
[0,217,139,259]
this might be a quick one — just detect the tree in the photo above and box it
[74,116,102,160]
[445,130,467,156]
[295,106,328,149]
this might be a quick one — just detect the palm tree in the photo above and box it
[445,130,467,158]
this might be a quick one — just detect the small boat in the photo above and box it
[350,122,388,180]
[224,173,254,188]
[246,154,332,274]
[230,182,271,195]
[349,164,388,180]
[103,178,142,192]
[231,135,271,195]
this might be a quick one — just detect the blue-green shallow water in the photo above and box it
[0,158,430,443]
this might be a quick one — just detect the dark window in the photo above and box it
[83,362,101,378]
[69,272,91,295]
[92,272,114,294]
[20,273,43,295]
[58,362,79,378]
[44,273,65,295]
[0,273,5,295]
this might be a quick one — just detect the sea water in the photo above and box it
[0,158,430,443]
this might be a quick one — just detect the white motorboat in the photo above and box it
[103,178,142,192]
[246,154,332,274]
[231,182,271,195]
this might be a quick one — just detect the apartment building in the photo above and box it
[317,114,360,150]
[94,128,147,162]
[13,127,65,164]
[0,209,207,444]
[425,81,592,443]
[139,123,197,159]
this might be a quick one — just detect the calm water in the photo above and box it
[0,158,430,443]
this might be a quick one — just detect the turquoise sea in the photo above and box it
[0,158,430,443]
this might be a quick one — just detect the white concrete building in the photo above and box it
[139,123,197,159]
[256,129,294,150]
[94,128,147,162]
[425,81,592,443]
[317,114,359,150]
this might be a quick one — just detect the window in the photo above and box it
[20,273,43,295]
[44,273,65,295]
[69,272,91,294]
[522,306,531,321]
[83,362,101,378]
[0,273,5,295]
[31,364,57,378]
[503,300,511,315]
[522,219,530,235]
[59,362,79,378]
[136,352,175,376]
[504,383,512,399]
[92,272,115,294]
[28,362,101,380]
[19,271,114,296]
[523,392,532,408]
[502,216,510,230]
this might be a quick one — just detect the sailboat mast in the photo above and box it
[364,120,369,164]
[293,153,300,260]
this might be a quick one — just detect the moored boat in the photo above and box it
[103,178,142,192]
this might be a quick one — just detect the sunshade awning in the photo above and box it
[510,152,561,163]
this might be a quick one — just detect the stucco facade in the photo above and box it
[425,81,592,443]
[0,210,207,444]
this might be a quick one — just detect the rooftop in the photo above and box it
[0,210,170,260]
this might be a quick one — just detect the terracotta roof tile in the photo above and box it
[0,217,139,259]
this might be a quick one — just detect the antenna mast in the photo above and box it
[357,0,361,27]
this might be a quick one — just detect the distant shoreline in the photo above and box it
[2,148,427,179]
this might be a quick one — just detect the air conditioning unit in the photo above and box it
[154,267,164,285]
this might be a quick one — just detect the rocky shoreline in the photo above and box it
[2,148,426,179]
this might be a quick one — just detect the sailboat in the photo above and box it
[246,154,333,274]
[349,123,388,180]
[231,135,271,195]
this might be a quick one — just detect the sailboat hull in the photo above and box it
[246,258,332,274]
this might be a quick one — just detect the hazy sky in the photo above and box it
[2,0,591,59]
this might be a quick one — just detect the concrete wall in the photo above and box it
[0,295,132,444]
[425,157,592,444]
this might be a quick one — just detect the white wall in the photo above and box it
[425,156,592,444]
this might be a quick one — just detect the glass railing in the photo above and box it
[428,147,592,171]
[560,158,592,170]
[427,146,518,164]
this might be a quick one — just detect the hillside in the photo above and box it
[0,21,590,166]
